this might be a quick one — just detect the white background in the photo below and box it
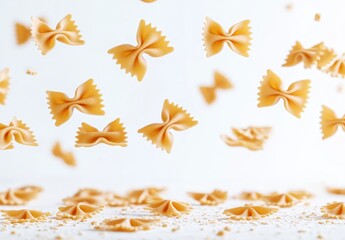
[1,0,345,194]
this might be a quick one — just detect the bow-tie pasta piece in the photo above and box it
[1,209,50,223]
[188,189,227,205]
[47,79,104,126]
[15,23,31,45]
[63,196,107,206]
[138,99,198,153]
[288,190,313,199]
[0,186,42,205]
[127,187,164,205]
[257,70,311,118]
[325,55,345,78]
[203,17,252,57]
[0,68,10,105]
[108,19,173,81]
[321,202,345,219]
[327,187,345,195]
[57,203,103,220]
[75,118,127,147]
[106,194,129,207]
[200,71,233,104]
[317,47,336,69]
[237,192,265,201]
[14,186,43,201]
[0,118,38,150]
[146,199,192,217]
[95,218,160,232]
[73,188,106,198]
[223,205,278,220]
[320,105,345,139]
[52,142,76,167]
[31,14,84,55]
[264,193,300,208]
[283,42,325,68]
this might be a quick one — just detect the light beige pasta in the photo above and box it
[95,218,160,232]
[57,203,103,220]
[321,202,345,219]
[223,205,278,220]
[1,209,50,223]
[52,142,76,167]
[146,199,192,217]
[188,189,227,205]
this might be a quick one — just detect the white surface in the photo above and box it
[1,0,345,239]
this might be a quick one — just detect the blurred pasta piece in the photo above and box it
[56,203,103,220]
[52,142,76,167]
[223,204,278,220]
[320,105,345,139]
[26,69,38,76]
[141,0,157,2]
[327,187,345,195]
[146,199,192,217]
[200,71,233,104]
[324,54,345,78]
[264,192,301,208]
[321,202,345,219]
[1,209,50,223]
[188,189,227,205]
[236,191,264,201]
[0,68,10,105]
[95,218,160,232]
[0,186,42,205]
[127,187,164,205]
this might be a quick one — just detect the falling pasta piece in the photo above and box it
[223,204,278,220]
[320,105,345,139]
[0,117,38,150]
[56,203,103,220]
[146,199,192,217]
[325,54,345,78]
[282,42,324,68]
[52,142,76,167]
[31,14,84,55]
[0,186,42,205]
[14,186,43,201]
[327,188,345,195]
[264,193,300,207]
[127,187,164,205]
[106,194,129,207]
[221,126,271,151]
[257,70,310,118]
[0,68,10,105]
[200,71,233,104]
[314,13,321,22]
[95,218,160,232]
[203,17,252,57]
[321,202,345,219]
[26,69,38,76]
[46,79,104,126]
[75,118,127,147]
[188,189,227,205]
[237,192,264,201]
[108,19,173,81]
[138,99,198,153]
[1,209,50,223]
[15,23,31,45]
[317,47,336,69]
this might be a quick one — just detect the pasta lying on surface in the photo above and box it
[56,203,103,220]
[188,189,227,205]
[108,19,173,81]
[1,209,50,223]
[327,187,345,195]
[146,199,192,217]
[199,71,233,104]
[138,99,198,153]
[95,218,160,232]
[127,187,164,205]
[321,202,345,219]
[0,118,38,150]
[237,192,264,201]
[46,79,104,126]
[257,70,310,118]
[283,42,324,68]
[223,205,278,220]
[0,68,10,105]
[52,142,76,167]
[203,17,252,57]
[320,105,345,139]
[264,193,301,208]
[75,118,127,147]
[0,186,42,205]
[31,14,84,55]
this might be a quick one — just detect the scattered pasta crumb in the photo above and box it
[314,13,321,22]
[26,69,38,76]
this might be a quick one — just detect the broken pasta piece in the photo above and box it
[200,71,233,104]
[321,202,345,219]
[203,17,252,57]
[75,118,127,147]
[56,203,103,220]
[95,218,160,232]
[31,14,84,55]
[146,199,192,217]
[320,105,345,139]
[257,70,310,118]
[1,209,50,223]
[188,189,227,205]
[138,99,198,153]
[223,204,278,220]
[52,142,76,167]
[0,68,10,105]
[108,19,173,81]
[46,79,104,126]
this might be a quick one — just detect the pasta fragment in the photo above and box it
[14,186,43,201]
[203,17,252,57]
[320,105,345,139]
[314,13,321,22]
[223,204,278,220]
[52,142,76,167]
[200,71,233,104]
[283,42,324,68]
[188,189,227,205]
[75,118,127,147]
[257,70,310,118]
[317,47,336,69]
[31,14,84,55]
[1,209,50,223]
[46,79,104,126]
[0,68,10,105]
[127,187,164,205]
[325,54,345,78]
[321,202,345,219]
[95,218,160,232]
[0,117,38,150]
[146,199,192,217]
[221,126,271,151]
[264,193,300,208]
[57,203,103,220]
[138,99,198,153]
[108,19,173,81]
[327,187,345,195]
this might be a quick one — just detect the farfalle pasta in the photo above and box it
[127,187,164,205]
[320,105,345,139]
[188,189,227,205]
[1,209,50,223]
[237,192,264,201]
[321,202,345,219]
[108,19,173,81]
[203,17,252,57]
[63,196,107,206]
[223,205,278,220]
[325,54,345,78]
[257,70,311,118]
[200,71,233,104]
[264,193,300,208]
[327,187,345,195]
[15,22,31,45]
[317,47,336,69]
[146,199,192,217]
[56,203,103,220]
[106,194,129,207]
[46,79,104,126]
[95,218,160,232]
[52,142,76,167]
[0,68,10,105]
[138,99,198,153]
[75,118,127,147]
[0,118,38,150]
[0,186,42,205]
[31,14,84,55]
[283,42,324,68]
